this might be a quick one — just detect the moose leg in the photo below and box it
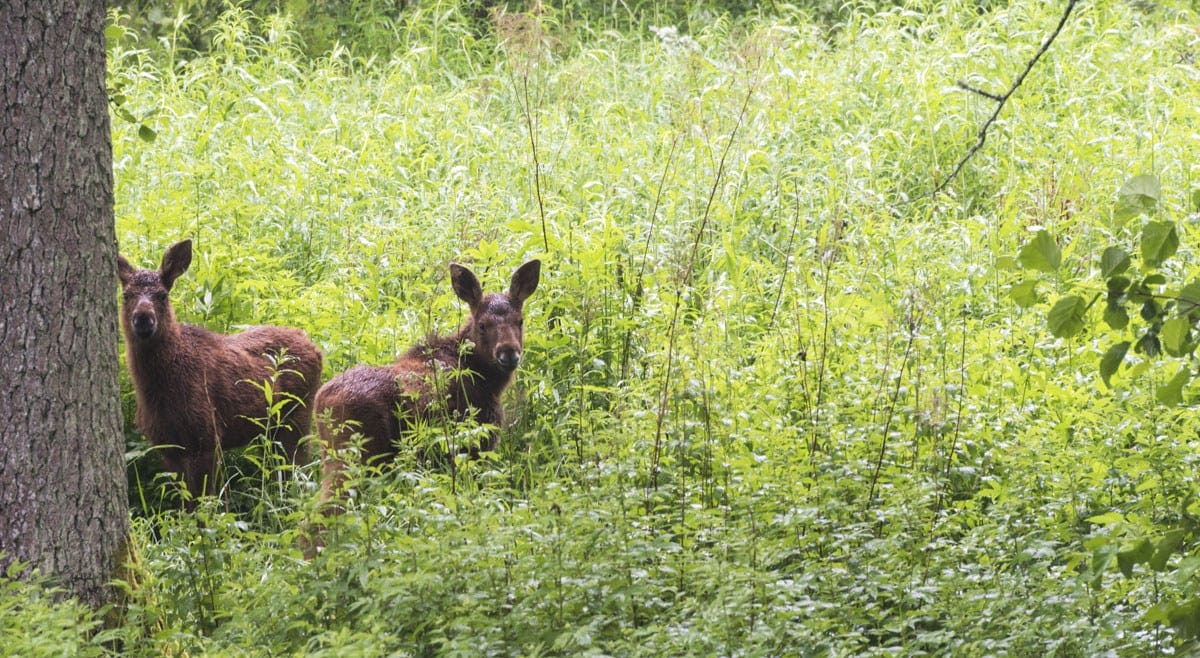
[180,451,217,511]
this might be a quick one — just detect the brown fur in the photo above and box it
[314,260,541,508]
[117,240,323,508]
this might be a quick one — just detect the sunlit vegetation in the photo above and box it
[6,0,1200,654]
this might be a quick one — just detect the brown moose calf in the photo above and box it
[315,260,541,507]
[117,239,323,508]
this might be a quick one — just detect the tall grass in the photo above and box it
[11,0,1200,654]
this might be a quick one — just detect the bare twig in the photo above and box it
[766,180,801,332]
[954,80,1003,103]
[521,72,549,252]
[930,0,1079,197]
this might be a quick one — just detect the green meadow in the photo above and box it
[9,0,1200,654]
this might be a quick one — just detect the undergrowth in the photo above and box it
[8,0,1200,655]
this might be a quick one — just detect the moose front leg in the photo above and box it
[178,451,218,511]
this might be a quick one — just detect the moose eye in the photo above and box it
[153,292,168,302]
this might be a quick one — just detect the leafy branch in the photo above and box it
[1014,174,1200,401]
[931,0,1079,196]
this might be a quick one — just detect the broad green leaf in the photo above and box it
[1168,599,1200,640]
[1136,332,1161,358]
[1180,281,1200,319]
[1106,275,1130,294]
[1100,246,1130,278]
[1117,538,1155,577]
[1046,295,1088,338]
[1086,511,1125,525]
[994,255,1019,271]
[1141,299,1160,321]
[1115,174,1160,222]
[1141,221,1179,267]
[1018,230,1061,273]
[1162,316,1192,356]
[1156,366,1190,405]
[1192,188,1200,212]
[1150,529,1187,572]
[1090,544,1119,588]
[1010,279,1039,307]
[1145,602,1173,625]
[1120,174,1162,203]
[1099,341,1130,387]
[105,25,123,46]
[1103,303,1128,330]
[138,125,157,143]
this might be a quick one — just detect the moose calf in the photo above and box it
[314,260,541,507]
[118,239,323,508]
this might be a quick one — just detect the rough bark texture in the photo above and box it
[0,0,130,609]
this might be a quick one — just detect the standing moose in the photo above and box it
[117,239,323,508]
[314,260,541,508]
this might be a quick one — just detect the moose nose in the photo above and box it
[132,313,156,339]
[496,348,521,370]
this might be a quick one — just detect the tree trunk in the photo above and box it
[0,0,130,609]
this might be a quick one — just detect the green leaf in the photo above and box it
[138,124,157,143]
[1120,174,1162,203]
[1162,316,1192,356]
[1009,279,1040,308]
[1046,295,1088,338]
[1100,246,1130,278]
[1179,281,1200,319]
[1018,230,1061,273]
[1192,189,1200,212]
[1086,511,1125,525]
[1103,303,1128,330]
[1099,341,1130,387]
[104,25,123,47]
[1141,221,1179,268]
[1136,332,1161,358]
[1149,529,1187,572]
[1090,543,1118,588]
[1156,366,1190,405]
[1167,599,1200,640]
[1141,298,1160,321]
[1117,538,1155,577]
[1116,174,1160,222]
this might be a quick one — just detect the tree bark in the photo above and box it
[0,0,130,609]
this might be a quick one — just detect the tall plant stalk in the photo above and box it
[651,82,756,492]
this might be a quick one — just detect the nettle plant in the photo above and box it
[1014,174,1200,402]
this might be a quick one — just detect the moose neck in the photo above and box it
[123,317,184,381]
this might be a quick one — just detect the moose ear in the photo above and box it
[509,259,541,308]
[117,254,135,287]
[450,263,483,309]
[160,239,193,290]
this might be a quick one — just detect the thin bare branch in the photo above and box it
[954,80,1003,103]
[930,0,1079,197]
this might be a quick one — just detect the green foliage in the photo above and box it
[0,562,109,657]
[1017,172,1200,393]
[12,0,1194,654]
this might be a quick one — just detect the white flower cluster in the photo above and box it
[649,25,701,55]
